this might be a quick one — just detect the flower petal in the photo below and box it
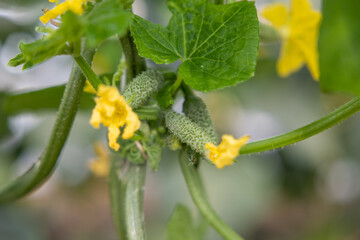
[206,135,249,169]
[277,39,305,78]
[262,3,288,28]
[108,125,121,151]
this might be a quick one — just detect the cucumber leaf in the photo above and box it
[131,0,259,92]
[84,0,132,47]
[166,204,206,240]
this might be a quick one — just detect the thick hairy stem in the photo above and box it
[0,48,95,205]
[110,30,148,240]
[120,31,146,83]
[179,151,244,240]
[109,160,126,240]
[122,163,147,240]
[241,97,360,155]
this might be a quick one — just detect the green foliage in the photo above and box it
[131,0,259,92]
[120,0,135,10]
[144,141,162,171]
[1,85,94,116]
[8,12,83,69]
[119,141,145,164]
[0,92,10,140]
[84,0,132,48]
[166,204,206,240]
[157,81,175,108]
[319,0,360,95]
[119,122,163,169]
[164,110,212,154]
[8,0,131,69]
[123,70,165,109]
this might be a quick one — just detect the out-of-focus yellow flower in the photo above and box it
[262,0,321,80]
[90,85,141,151]
[40,0,88,24]
[84,81,96,94]
[88,142,110,177]
[205,134,249,169]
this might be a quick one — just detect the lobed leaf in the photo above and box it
[131,0,259,92]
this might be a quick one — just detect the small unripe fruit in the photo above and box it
[123,70,164,109]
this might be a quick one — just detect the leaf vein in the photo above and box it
[134,18,181,59]
[189,5,244,58]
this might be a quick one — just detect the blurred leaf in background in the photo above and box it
[319,0,360,95]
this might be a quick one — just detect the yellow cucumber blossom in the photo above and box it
[205,134,249,169]
[90,85,141,151]
[40,0,88,24]
[262,0,321,80]
[84,81,96,94]
[88,142,110,177]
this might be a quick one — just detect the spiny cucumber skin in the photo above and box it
[164,110,212,155]
[183,95,218,143]
[123,70,164,109]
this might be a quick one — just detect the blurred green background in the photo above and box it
[1,0,360,239]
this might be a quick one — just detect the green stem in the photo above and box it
[110,29,147,240]
[122,163,147,240]
[74,55,102,90]
[170,75,183,96]
[109,158,126,240]
[0,48,95,205]
[241,97,360,155]
[179,151,244,240]
[163,72,177,81]
[120,31,146,83]
[72,38,81,57]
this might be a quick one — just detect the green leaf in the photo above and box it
[8,12,84,69]
[144,142,162,171]
[166,204,205,240]
[131,0,259,92]
[319,0,360,95]
[119,0,134,10]
[157,81,175,108]
[84,0,132,48]
[1,85,94,116]
[7,53,25,67]
[0,93,10,140]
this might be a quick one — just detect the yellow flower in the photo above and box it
[262,0,322,80]
[84,81,96,94]
[40,0,88,24]
[205,134,249,169]
[88,142,110,177]
[90,85,141,151]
